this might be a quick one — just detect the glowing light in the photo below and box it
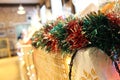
[17,5,26,15]
[66,56,71,65]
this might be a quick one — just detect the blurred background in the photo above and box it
[0,0,115,80]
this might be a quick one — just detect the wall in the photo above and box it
[0,6,36,57]
[0,6,38,26]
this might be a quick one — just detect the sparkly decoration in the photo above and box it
[31,30,43,48]
[32,11,120,59]
[32,18,67,52]
[65,19,88,51]
[82,11,112,55]
[31,9,120,76]
[100,2,115,13]
[82,11,120,75]
[106,11,120,75]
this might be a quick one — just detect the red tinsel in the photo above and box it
[44,24,53,33]
[106,12,120,28]
[43,32,59,53]
[66,20,88,50]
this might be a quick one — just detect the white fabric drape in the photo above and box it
[72,47,120,80]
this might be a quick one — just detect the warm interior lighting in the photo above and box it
[17,4,26,15]
[66,56,71,65]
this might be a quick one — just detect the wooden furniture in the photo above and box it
[0,38,11,58]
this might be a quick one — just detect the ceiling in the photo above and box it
[0,0,47,7]
[0,0,40,4]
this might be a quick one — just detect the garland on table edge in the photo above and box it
[31,10,120,77]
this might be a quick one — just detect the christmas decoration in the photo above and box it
[65,19,88,51]
[31,8,120,77]
[100,2,115,13]
[82,11,120,76]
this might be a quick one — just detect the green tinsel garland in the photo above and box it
[82,11,120,56]
[31,10,120,76]
[82,11,120,76]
